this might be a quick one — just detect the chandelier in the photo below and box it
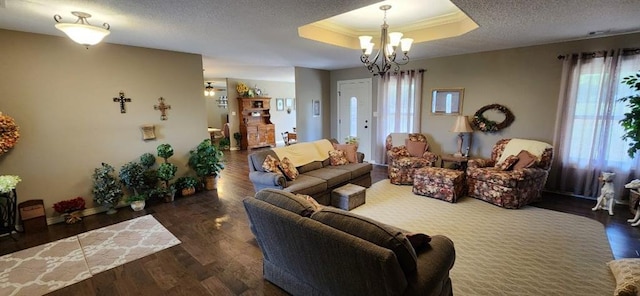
[54,11,111,48]
[359,5,413,76]
[204,82,215,97]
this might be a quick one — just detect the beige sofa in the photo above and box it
[247,139,372,205]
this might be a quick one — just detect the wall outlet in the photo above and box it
[231,111,236,116]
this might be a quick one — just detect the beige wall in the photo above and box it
[0,29,207,217]
[331,32,640,161]
[225,78,295,147]
[206,90,228,129]
[294,67,331,142]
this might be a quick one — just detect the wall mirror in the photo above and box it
[431,88,464,115]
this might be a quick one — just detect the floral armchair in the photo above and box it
[386,133,439,185]
[466,138,553,209]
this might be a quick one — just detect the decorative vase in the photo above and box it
[163,192,175,203]
[63,211,82,224]
[204,175,217,191]
[106,205,117,215]
[181,187,195,196]
[130,200,145,211]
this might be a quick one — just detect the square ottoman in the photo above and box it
[413,167,465,203]
[331,183,366,210]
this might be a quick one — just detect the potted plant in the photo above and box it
[125,194,147,211]
[219,137,231,150]
[139,152,158,198]
[233,132,242,149]
[188,139,225,190]
[119,160,149,211]
[157,143,177,202]
[619,70,640,158]
[91,163,123,214]
[53,197,85,224]
[176,176,199,196]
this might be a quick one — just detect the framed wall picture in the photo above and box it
[276,98,285,111]
[286,98,295,110]
[312,100,320,117]
[431,88,464,115]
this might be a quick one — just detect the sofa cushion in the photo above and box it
[303,167,352,188]
[281,174,328,196]
[328,150,349,166]
[297,161,323,174]
[255,188,316,217]
[496,155,519,171]
[311,207,418,276]
[333,143,358,163]
[513,150,537,170]
[262,154,280,172]
[249,150,279,172]
[405,140,427,157]
[279,157,299,180]
[325,162,373,179]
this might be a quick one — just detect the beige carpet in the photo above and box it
[351,180,615,296]
[0,215,180,296]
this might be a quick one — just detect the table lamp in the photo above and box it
[451,115,474,157]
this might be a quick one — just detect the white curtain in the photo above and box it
[548,49,640,200]
[375,70,423,164]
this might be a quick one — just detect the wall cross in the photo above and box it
[154,97,171,120]
[113,91,132,113]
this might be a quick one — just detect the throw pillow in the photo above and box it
[333,143,358,163]
[607,258,640,296]
[256,189,315,217]
[311,207,418,276]
[406,233,431,252]
[497,155,519,171]
[328,150,349,166]
[279,157,299,180]
[297,194,324,211]
[405,140,428,157]
[513,150,537,170]
[262,154,280,172]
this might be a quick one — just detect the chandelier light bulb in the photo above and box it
[388,32,403,47]
[364,43,374,55]
[359,36,373,50]
[400,38,414,52]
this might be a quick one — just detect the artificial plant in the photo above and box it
[619,70,640,158]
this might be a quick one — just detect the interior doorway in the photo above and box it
[337,79,372,162]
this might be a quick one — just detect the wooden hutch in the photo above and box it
[238,96,275,150]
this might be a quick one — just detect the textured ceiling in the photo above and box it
[0,0,639,84]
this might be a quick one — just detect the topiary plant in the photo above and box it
[619,70,640,158]
[156,143,177,201]
[92,163,123,214]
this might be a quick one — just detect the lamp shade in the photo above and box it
[451,116,473,133]
[55,23,110,46]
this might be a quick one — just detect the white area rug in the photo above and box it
[0,215,180,296]
[351,180,616,296]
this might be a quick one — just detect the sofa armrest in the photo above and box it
[404,235,456,296]
[356,152,365,163]
[468,158,495,168]
[421,151,439,166]
[249,171,286,188]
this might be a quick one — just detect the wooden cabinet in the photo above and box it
[238,97,276,150]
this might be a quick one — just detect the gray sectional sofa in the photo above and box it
[243,189,456,296]
[247,139,372,205]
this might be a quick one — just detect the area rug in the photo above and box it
[0,215,180,296]
[351,180,616,296]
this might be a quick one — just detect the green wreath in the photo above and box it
[473,104,515,133]
[0,112,20,155]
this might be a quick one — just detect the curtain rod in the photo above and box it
[557,48,640,60]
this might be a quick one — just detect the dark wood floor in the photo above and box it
[1,148,639,295]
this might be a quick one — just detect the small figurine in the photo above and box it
[625,179,640,226]
[591,172,616,216]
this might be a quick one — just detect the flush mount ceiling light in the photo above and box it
[54,11,111,48]
[359,5,413,76]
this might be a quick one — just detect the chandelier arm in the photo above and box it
[103,23,110,30]
[53,15,62,23]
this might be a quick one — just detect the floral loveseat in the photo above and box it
[466,138,553,209]
[386,133,439,185]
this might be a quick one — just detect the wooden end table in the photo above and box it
[440,154,469,171]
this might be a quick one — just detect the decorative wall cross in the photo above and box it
[113,91,132,113]
[154,97,171,120]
